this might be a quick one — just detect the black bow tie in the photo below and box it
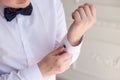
[4,3,33,22]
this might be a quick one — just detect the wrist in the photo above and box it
[67,33,83,46]
[37,62,46,77]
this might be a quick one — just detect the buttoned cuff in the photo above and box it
[61,35,83,64]
[61,35,83,52]
[20,64,43,80]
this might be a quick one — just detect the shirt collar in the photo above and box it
[0,4,7,18]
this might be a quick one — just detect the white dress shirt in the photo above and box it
[0,0,82,80]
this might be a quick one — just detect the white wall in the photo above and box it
[57,0,120,80]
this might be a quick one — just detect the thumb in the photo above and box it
[52,45,65,56]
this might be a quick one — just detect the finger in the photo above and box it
[56,64,70,74]
[63,57,72,65]
[57,56,72,69]
[83,4,92,18]
[77,7,87,20]
[52,46,65,56]
[58,63,71,73]
[63,64,71,71]
[59,53,72,62]
[72,10,81,22]
[57,50,67,55]
[89,4,96,17]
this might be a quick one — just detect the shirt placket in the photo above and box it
[16,15,35,66]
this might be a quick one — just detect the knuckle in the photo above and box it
[78,7,83,12]
[73,11,76,15]
[80,7,84,11]
[78,5,83,9]
[77,8,80,12]
[57,64,63,72]
[73,11,79,17]
[72,12,75,17]
[56,58,61,63]
[84,5,88,8]
[75,11,79,15]
[91,4,96,8]
[84,3,89,6]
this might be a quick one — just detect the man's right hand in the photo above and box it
[38,46,72,77]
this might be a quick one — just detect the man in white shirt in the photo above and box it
[0,0,96,80]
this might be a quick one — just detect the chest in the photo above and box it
[0,1,57,71]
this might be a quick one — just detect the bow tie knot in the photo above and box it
[4,3,33,22]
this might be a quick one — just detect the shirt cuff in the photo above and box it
[20,64,44,80]
[60,35,83,64]
[61,35,83,52]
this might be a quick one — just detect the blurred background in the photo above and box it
[57,0,120,80]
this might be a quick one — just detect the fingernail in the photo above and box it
[60,45,64,48]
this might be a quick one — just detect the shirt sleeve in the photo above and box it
[55,0,83,64]
[0,64,43,80]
